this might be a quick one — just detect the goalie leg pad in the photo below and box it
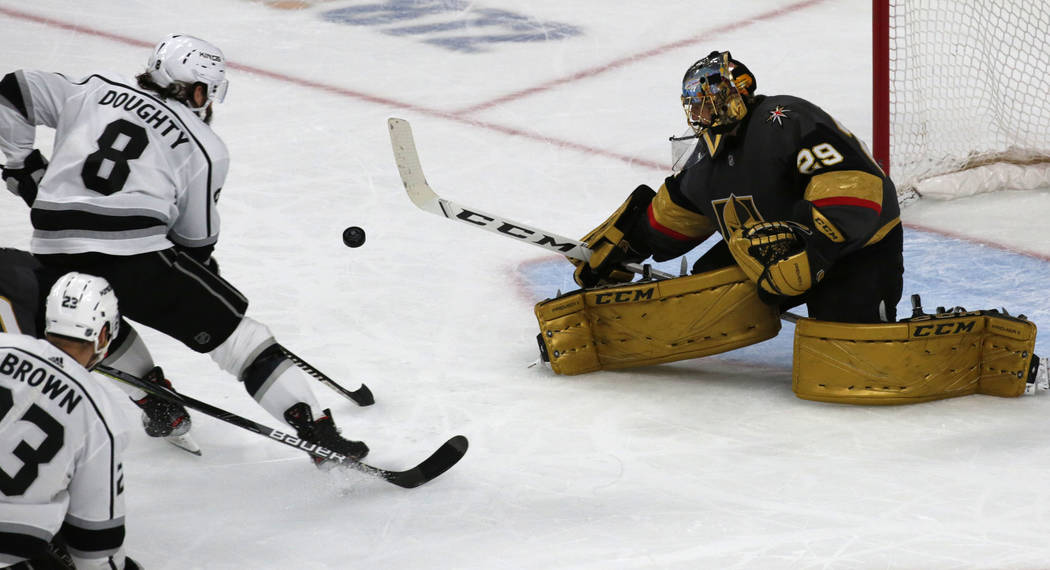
[535,266,782,375]
[792,310,1039,404]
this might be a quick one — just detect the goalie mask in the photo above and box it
[681,51,756,135]
[147,34,229,116]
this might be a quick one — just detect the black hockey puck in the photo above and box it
[342,226,366,248]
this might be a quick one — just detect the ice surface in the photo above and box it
[2,1,1050,568]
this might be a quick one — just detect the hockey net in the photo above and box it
[874,0,1050,200]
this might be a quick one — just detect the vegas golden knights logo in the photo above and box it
[711,194,763,237]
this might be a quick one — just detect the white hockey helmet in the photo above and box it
[147,34,229,110]
[45,272,120,366]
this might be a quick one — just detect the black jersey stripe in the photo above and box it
[0,530,50,560]
[1,345,120,518]
[0,72,29,120]
[31,209,166,232]
[60,519,126,556]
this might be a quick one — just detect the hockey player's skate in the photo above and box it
[1026,355,1048,394]
[132,367,192,437]
[283,402,369,468]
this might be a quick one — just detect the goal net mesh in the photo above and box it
[889,0,1050,199]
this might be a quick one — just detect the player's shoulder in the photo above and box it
[0,334,81,380]
[0,331,50,353]
[40,72,147,109]
[752,94,829,123]
[0,334,84,390]
[14,69,119,101]
[55,71,135,91]
[80,74,226,148]
[0,334,109,396]
[0,334,132,428]
[752,94,848,141]
[162,104,228,156]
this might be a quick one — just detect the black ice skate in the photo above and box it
[131,367,192,438]
[283,402,369,467]
[1026,354,1048,394]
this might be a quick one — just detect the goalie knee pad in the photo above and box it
[792,307,1040,404]
[535,266,781,375]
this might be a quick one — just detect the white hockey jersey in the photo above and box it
[0,70,230,255]
[0,333,133,569]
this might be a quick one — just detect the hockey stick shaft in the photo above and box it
[96,365,359,465]
[277,346,375,406]
[95,365,466,488]
[388,117,674,280]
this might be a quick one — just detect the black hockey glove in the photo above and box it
[571,185,655,288]
[574,239,645,288]
[2,149,48,207]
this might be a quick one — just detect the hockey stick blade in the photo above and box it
[352,434,469,489]
[278,346,374,406]
[317,377,373,407]
[387,117,672,278]
[96,365,464,488]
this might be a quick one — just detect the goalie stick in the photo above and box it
[96,365,468,489]
[387,117,674,280]
[388,119,820,331]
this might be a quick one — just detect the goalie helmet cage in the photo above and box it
[872,0,1050,200]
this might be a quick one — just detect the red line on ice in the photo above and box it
[0,2,826,173]
[5,3,1048,261]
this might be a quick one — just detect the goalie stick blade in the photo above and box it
[388,117,442,212]
[355,435,469,489]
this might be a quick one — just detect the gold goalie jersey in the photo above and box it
[640,94,900,275]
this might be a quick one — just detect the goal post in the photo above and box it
[873,0,1050,200]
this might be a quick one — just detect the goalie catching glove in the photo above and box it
[723,196,830,297]
[571,185,655,287]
